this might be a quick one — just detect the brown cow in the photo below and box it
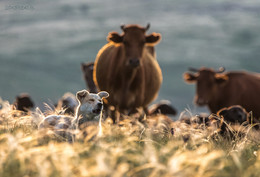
[183,67,260,119]
[93,24,162,122]
[81,62,98,93]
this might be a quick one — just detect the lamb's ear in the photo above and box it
[107,32,123,43]
[183,73,198,83]
[98,91,109,99]
[76,90,89,103]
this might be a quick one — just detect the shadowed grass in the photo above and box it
[1,99,260,177]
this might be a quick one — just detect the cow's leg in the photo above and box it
[128,107,139,115]
[102,103,109,118]
[143,106,149,115]
[101,103,117,124]
[115,108,121,124]
[107,105,120,124]
[137,106,148,123]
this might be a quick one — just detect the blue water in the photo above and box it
[1,0,260,115]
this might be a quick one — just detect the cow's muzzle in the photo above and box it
[129,58,140,68]
[195,97,208,106]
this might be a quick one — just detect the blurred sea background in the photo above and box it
[0,0,260,117]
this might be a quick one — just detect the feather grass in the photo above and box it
[0,99,260,177]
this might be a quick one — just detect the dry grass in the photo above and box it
[1,98,260,177]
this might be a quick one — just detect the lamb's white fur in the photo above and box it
[38,89,109,142]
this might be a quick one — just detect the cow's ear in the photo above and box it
[76,90,89,103]
[81,63,87,72]
[183,73,197,83]
[145,33,161,45]
[107,32,123,43]
[98,91,109,99]
[81,62,94,73]
[215,74,228,85]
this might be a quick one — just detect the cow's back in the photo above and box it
[220,72,260,118]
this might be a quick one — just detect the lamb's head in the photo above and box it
[76,90,109,120]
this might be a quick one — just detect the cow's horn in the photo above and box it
[121,24,125,31]
[145,23,150,31]
[216,67,225,73]
[188,67,199,72]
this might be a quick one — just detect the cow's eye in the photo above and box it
[123,41,130,46]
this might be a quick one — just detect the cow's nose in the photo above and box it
[129,58,140,67]
[195,97,207,106]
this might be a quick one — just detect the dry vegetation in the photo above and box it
[1,98,260,177]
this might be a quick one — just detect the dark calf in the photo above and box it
[148,100,177,116]
[217,105,248,124]
[14,93,34,112]
[210,105,253,138]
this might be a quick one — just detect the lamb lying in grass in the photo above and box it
[38,89,109,142]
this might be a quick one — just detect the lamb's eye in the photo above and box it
[89,99,95,102]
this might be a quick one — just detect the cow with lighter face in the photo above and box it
[183,67,260,119]
[93,24,162,122]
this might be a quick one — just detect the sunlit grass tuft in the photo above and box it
[1,98,260,177]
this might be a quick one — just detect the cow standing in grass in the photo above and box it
[183,67,260,119]
[93,24,162,122]
[81,62,98,93]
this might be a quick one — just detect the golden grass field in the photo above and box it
[1,98,260,177]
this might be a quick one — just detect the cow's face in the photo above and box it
[107,24,161,68]
[183,68,228,106]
